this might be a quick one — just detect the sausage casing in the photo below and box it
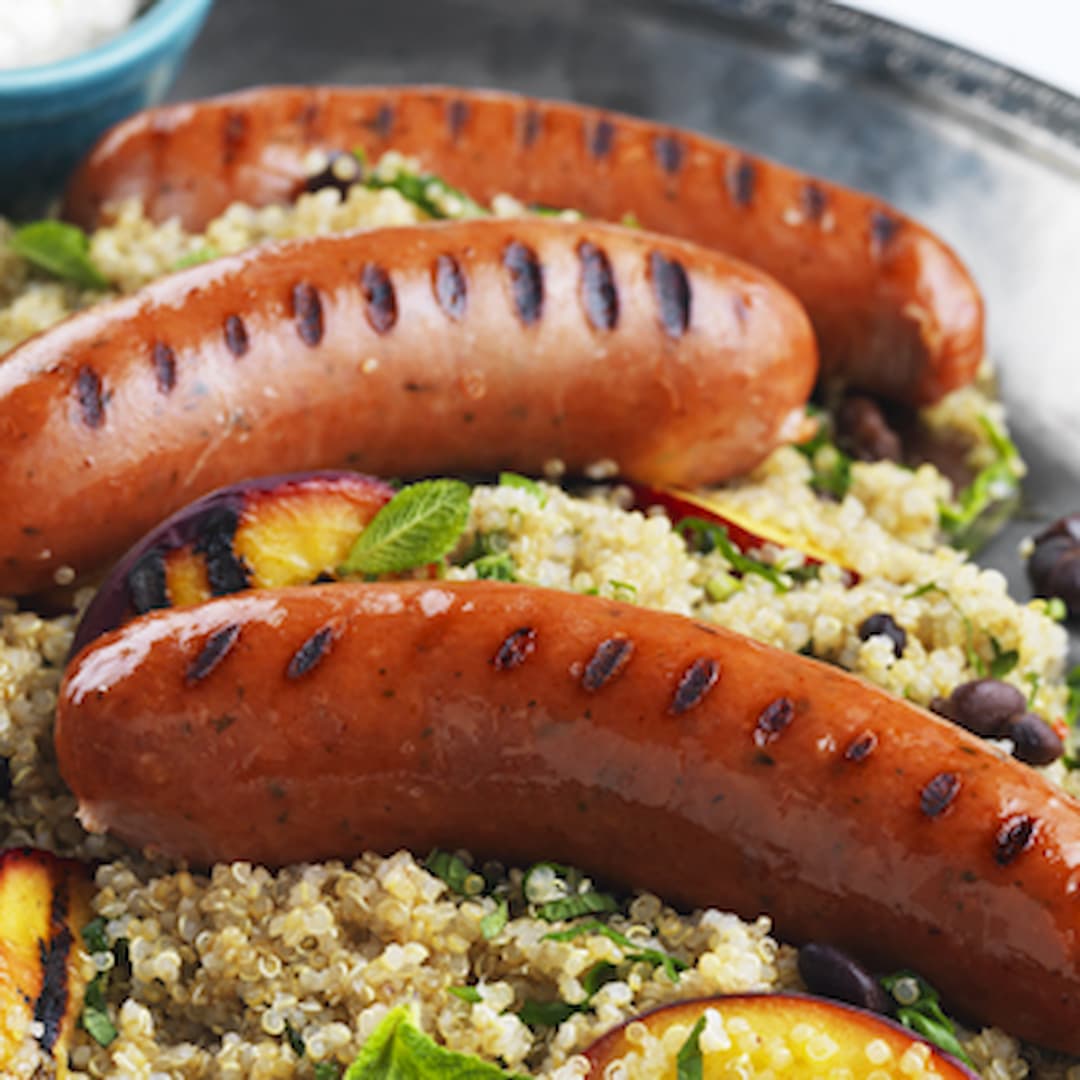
[62,84,984,404]
[0,217,815,594]
[56,580,1080,1054]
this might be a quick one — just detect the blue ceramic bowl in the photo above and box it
[0,0,214,217]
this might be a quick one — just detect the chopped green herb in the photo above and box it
[341,479,471,575]
[581,961,618,997]
[544,920,686,982]
[81,973,117,1047]
[517,999,579,1028]
[607,579,638,602]
[366,168,489,220]
[675,1014,706,1080]
[705,572,740,602]
[424,850,485,897]
[314,1063,343,1080]
[904,581,939,599]
[1067,666,1080,728]
[988,636,1019,679]
[536,891,618,922]
[620,211,641,229]
[448,985,483,1004]
[11,221,109,289]
[480,898,509,940]
[472,553,516,581]
[675,517,790,593]
[343,1005,526,1078]
[173,244,221,270]
[81,916,110,954]
[284,1020,306,1056]
[939,415,1024,552]
[881,971,973,1066]
[498,471,548,505]
[1024,672,1042,708]
[795,410,853,500]
[1044,597,1068,622]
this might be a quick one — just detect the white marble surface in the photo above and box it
[846,0,1080,96]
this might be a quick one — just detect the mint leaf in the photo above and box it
[449,986,483,1004]
[367,168,488,220]
[11,221,109,289]
[81,916,110,954]
[536,890,618,922]
[882,970,973,1066]
[344,1006,526,1078]
[543,920,685,981]
[988,636,1019,678]
[314,1064,342,1080]
[472,553,516,582]
[795,409,853,500]
[675,517,790,593]
[341,480,470,575]
[1066,665,1080,727]
[517,999,578,1028]
[676,1015,706,1080]
[498,472,547,505]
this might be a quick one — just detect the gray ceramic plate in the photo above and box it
[173,0,1080,660]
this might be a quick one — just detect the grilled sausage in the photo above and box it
[0,217,815,595]
[62,84,984,404]
[56,579,1080,1055]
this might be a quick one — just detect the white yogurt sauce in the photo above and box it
[0,0,143,70]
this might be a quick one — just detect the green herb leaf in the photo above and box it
[676,1015,706,1080]
[675,517,790,593]
[517,999,579,1028]
[284,1020,306,1056]
[472,553,516,582]
[173,244,221,270]
[1067,666,1080,728]
[367,169,489,220]
[881,971,973,1066]
[498,472,547,505]
[795,410,853,500]
[543,920,686,982]
[424,849,485,897]
[11,221,109,289]
[81,973,117,1047]
[939,414,1024,553]
[607,579,638,602]
[344,1005,526,1079]
[449,985,483,1004]
[581,961,618,997]
[904,582,939,599]
[1024,672,1041,707]
[536,891,618,922]
[82,916,110,954]
[704,572,740,602]
[341,480,470,575]
[988,636,1019,679]
[480,899,509,940]
[314,1063,343,1080]
[1044,597,1068,622]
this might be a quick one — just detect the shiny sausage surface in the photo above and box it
[62,84,984,404]
[0,217,814,594]
[56,580,1080,1055]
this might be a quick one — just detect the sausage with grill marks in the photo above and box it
[55,580,1080,1055]
[62,84,984,404]
[0,217,815,594]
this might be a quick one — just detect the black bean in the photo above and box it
[1003,711,1063,766]
[834,395,902,463]
[857,613,907,658]
[303,150,363,197]
[1027,515,1080,617]
[797,943,891,1015]
[946,678,1025,738]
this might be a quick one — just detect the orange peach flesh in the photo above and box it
[583,995,974,1079]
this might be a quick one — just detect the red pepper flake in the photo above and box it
[754,696,794,746]
[669,657,719,716]
[492,627,537,671]
[581,635,634,691]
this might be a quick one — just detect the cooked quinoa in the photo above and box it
[0,166,1077,1079]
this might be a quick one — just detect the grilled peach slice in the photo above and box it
[0,848,94,1077]
[71,471,396,654]
[583,994,976,1079]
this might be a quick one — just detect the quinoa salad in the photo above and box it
[0,152,1077,1080]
